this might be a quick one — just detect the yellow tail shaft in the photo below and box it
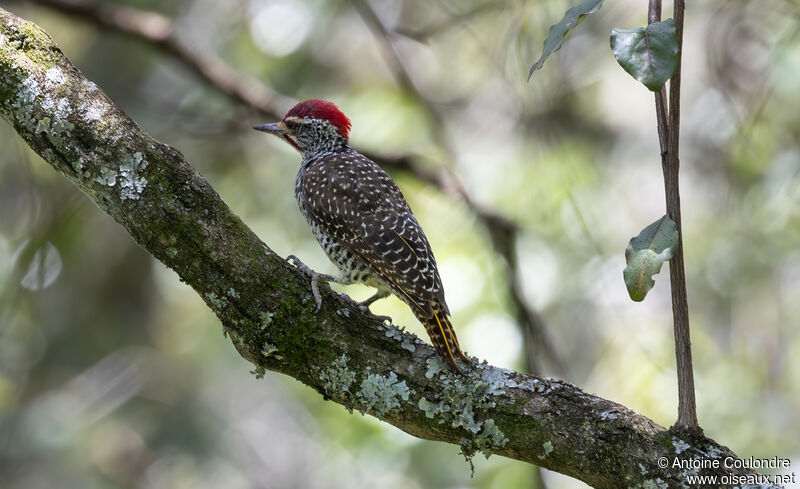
[414,305,471,373]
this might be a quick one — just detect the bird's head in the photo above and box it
[253,99,351,155]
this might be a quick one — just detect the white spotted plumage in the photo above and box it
[296,149,440,302]
[259,99,470,372]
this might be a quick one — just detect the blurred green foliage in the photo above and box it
[1,0,799,488]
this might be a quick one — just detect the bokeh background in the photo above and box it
[1,0,799,487]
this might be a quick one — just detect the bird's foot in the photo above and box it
[359,289,391,308]
[330,292,391,323]
[287,255,337,312]
[356,290,392,322]
[367,312,393,324]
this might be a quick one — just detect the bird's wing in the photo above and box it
[300,152,447,311]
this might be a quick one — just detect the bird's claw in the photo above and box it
[358,289,390,308]
[286,255,391,319]
[286,255,307,272]
[372,314,393,324]
[311,277,323,312]
[286,254,330,312]
[356,290,392,323]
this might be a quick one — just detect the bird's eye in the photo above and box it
[284,120,299,131]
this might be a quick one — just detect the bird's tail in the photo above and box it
[413,303,471,374]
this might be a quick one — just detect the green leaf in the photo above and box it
[623,215,678,302]
[610,19,679,91]
[528,0,604,81]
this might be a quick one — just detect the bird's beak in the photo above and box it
[252,122,285,135]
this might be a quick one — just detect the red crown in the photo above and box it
[284,99,352,138]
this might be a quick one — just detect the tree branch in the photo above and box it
[0,8,778,488]
[23,0,295,118]
[392,2,507,42]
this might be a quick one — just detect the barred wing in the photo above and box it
[298,152,447,312]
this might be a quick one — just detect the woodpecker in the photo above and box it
[254,99,470,373]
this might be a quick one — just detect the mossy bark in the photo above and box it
[0,8,782,489]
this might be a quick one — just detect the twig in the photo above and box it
[26,0,295,117]
[392,1,506,41]
[648,0,698,431]
[348,0,452,164]
[650,0,670,156]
